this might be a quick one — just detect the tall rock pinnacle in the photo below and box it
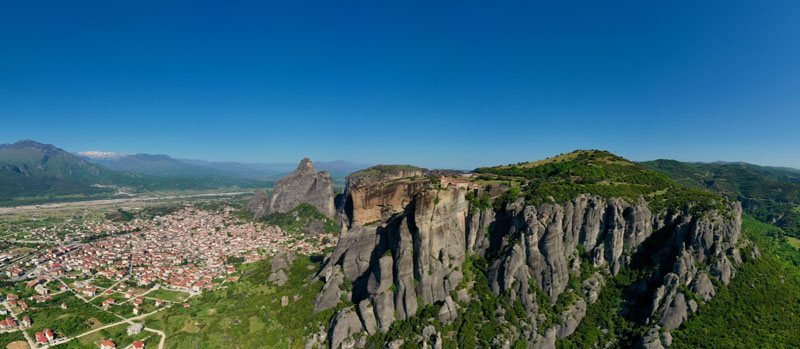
[256,158,335,218]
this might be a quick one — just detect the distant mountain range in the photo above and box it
[0,140,273,206]
[0,139,372,205]
[78,151,370,179]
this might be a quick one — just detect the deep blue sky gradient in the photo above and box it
[1,1,799,169]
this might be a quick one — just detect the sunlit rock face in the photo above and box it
[249,158,335,219]
[312,170,745,348]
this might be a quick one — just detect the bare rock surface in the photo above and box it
[329,307,363,349]
[250,158,335,219]
[342,165,427,228]
[691,273,716,301]
[308,167,745,348]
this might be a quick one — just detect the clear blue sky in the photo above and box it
[1,1,799,169]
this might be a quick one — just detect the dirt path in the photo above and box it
[59,308,168,344]
[2,302,36,349]
[143,327,166,349]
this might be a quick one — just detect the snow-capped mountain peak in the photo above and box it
[77,151,132,159]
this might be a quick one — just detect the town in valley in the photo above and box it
[0,197,336,349]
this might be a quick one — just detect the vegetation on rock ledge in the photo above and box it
[476,150,727,214]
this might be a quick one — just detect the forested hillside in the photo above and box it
[671,216,800,347]
[641,160,800,238]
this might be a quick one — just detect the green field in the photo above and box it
[787,236,800,250]
[148,289,191,303]
[25,292,118,338]
[91,277,118,289]
[58,322,160,349]
[741,215,800,267]
[145,256,330,348]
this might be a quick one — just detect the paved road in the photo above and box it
[4,240,50,244]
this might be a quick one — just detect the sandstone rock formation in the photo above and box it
[249,158,335,219]
[341,165,428,230]
[247,189,270,219]
[311,168,751,348]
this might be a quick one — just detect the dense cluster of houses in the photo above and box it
[5,206,336,294]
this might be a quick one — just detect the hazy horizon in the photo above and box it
[2,138,798,172]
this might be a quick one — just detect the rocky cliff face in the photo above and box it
[312,172,749,349]
[247,189,270,219]
[250,158,335,219]
[341,166,428,230]
[484,196,743,348]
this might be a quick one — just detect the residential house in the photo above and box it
[35,332,47,345]
[101,298,116,310]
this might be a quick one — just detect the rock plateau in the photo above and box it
[309,164,753,348]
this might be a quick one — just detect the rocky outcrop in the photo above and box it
[268,251,296,286]
[247,189,270,219]
[710,255,735,285]
[315,171,747,348]
[486,196,662,304]
[659,291,688,331]
[251,158,335,219]
[319,184,469,346]
[329,307,363,349]
[691,273,715,301]
[357,299,378,335]
[556,298,587,339]
[640,326,668,349]
[342,165,428,229]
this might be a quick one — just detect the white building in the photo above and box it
[127,323,143,336]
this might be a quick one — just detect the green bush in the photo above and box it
[257,203,339,234]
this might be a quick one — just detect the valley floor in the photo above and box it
[0,192,251,214]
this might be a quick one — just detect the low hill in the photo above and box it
[475,150,722,212]
[0,140,134,201]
